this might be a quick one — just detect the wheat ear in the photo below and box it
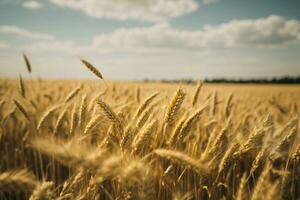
[64,85,81,103]
[134,92,159,118]
[154,149,207,175]
[164,88,185,125]
[80,58,103,79]
[37,104,61,131]
[0,169,38,192]
[192,81,202,106]
[19,75,26,98]
[132,120,157,154]
[29,181,54,200]
[236,174,248,200]
[23,52,32,73]
[97,99,123,132]
[14,99,30,121]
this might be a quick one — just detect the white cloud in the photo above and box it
[48,0,198,22]
[90,15,300,51]
[205,15,300,47]
[23,0,43,9]
[26,15,300,55]
[0,25,54,40]
[203,0,219,5]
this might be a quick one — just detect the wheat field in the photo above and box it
[0,74,300,199]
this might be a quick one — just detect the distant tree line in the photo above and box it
[143,76,300,84]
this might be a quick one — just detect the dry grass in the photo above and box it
[0,76,299,200]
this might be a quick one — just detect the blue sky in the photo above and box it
[0,0,300,80]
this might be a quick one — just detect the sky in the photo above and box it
[0,0,300,80]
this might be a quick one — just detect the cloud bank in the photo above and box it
[48,0,198,22]
[2,15,300,54]
[91,15,300,51]
[36,15,300,53]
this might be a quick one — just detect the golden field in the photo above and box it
[0,79,299,200]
